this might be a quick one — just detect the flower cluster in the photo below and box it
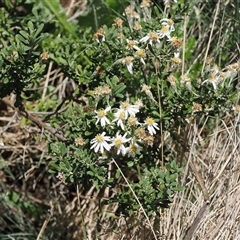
[203,61,240,90]
[90,1,182,157]
[93,1,181,75]
[90,100,159,156]
[113,16,180,74]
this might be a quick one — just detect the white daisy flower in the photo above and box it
[202,72,220,90]
[181,75,192,90]
[158,19,175,40]
[135,47,146,65]
[144,117,159,135]
[111,132,131,156]
[134,99,144,109]
[95,106,111,127]
[163,0,177,7]
[120,101,139,118]
[171,51,181,65]
[126,39,139,50]
[90,132,111,153]
[139,31,160,45]
[127,142,142,157]
[127,116,141,127]
[160,18,175,32]
[112,109,126,130]
[121,56,134,74]
[158,24,172,40]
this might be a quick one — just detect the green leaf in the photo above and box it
[49,162,61,172]
[34,23,45,38]
[11,191,20,203]
[115,169,120,179]
[16,34,29,45]
[153,6,162,18]
[19,30,29,40]
[27,21,34,32]
[114,83,126,96]
[127,161,134,167]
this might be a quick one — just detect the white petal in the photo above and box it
[103,141,111,151]
[127,63,133,74]
[95,143,100,152]
[105,106,111,112]
[118,120,125,130]
[139,35,149,43]
[153,123,159,130]
[95,118,100,125]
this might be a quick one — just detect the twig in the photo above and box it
[182,14,188,76]
[1,97,70,143]
[36,201,54,240]
[188,160,210,203]
[42,61,53,100]
[43,97,68,122]
[201,0,220,74]
[112,158,158,240]
[76,184,89,240]
[184,202,208,240]
[0,110,18,135]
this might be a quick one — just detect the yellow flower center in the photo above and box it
[125,56,133,64]
[130,145,137,153]
[137,49,145,57]
[127,40,135,49]
[149,32,158,42]
[128,117,137,126]
[96,135,104,143]
[121,102,129,109]
[161,25,169,33]
[97,109,105,117]
[119,111,125,120]
[146,117,154,125]
[172,57,181,64]
[115,139,122,146]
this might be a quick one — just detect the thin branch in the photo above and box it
[1,97,70,143]
[112,158,158,240]
[201,0,220,74]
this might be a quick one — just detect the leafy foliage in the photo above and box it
[0,0,239,239]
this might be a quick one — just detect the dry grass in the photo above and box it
[1,100,239,239]
[0,0,240,239]
[158,113,240,240]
